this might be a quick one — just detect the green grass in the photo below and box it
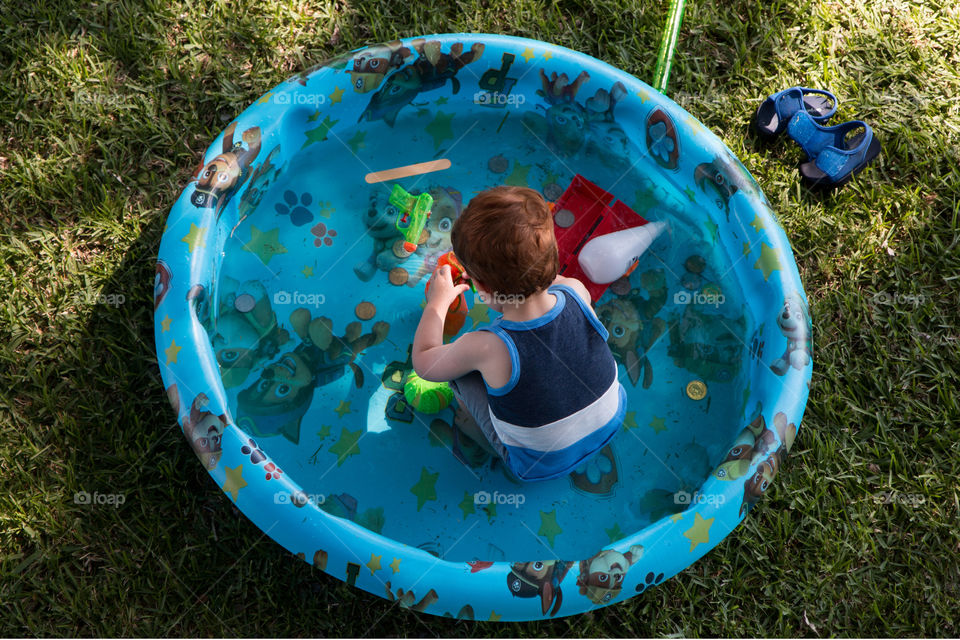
[2,0,959,635]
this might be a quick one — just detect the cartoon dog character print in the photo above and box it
[185,278,290,389]
[584,82,630,169]
[354,185,463,283]
[525,69,630,160]
[234,144,283,232]
[343,40,415,93]
[667,304,746,383]
[404,185,463,286]
[713,404,771,482]
[353,188,408,282]
[541,70,592,155]
[235,308,388,444]
[576,545,644,605]
[190,121,262,219]
[693,155,750,219]
[359,38,485,127]
[709,406,798,516]
[507,560,574,617]
[181,393,227,470]
[769,295,812,375]
[596,270,668,388]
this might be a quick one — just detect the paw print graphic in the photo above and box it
[317,201,335,218]
[240,438,284,480]
[241,438,266,464]
[311,221,337,247]
[635,570,665,593]
[275,190,314,227]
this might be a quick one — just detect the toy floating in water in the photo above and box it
[579,222,668,285]
[551,174,659,301]
[390,183,433,253]
[154,34,812,621]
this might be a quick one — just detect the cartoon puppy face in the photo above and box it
[241,352,314,410]
[597,299,641,353]
[362,190,403,238]
[191,154,240,208]
[211,313,265,388]
[507,560,571,616]
[776,297,808,340]
[182,393,226,470]
[546,103,587,155]
[577,549,630,603]
[421,187,462,250]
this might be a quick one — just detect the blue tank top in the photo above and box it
[478,284,626,481]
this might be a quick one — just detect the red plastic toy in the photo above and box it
[425,251,472,338]
[550,174,649,301]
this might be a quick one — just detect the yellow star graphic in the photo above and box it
[749,213,765,234]
[742,242,751,256]
[181,223,206,253]
[160,315,172,332]
[683,511,714,552]
[753,242,781,281]
[685,114,703,136]
[242,225,287,265]
[389,557,401,573]
[334,401,351,418]
[489,611,501,622]
[520,47,535,63]
[222,464,247,501]
[541,50,552,61]
[636,89,650,104]
[256,91,274,105]
[623,411,637,430]
[670,513,684,523]
[467,302,489,327]
[366,553,382,575]
[302,265,314,278]
[505,161,531,187]
[165,339,182,364]
[649,415,667,433]
[329,86,344,104]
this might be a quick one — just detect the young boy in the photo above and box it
[411,186,626,482]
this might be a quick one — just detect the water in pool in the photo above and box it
[208,105,753,562]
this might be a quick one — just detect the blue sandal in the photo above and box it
[753,86,838,139]
[787,110,882,189]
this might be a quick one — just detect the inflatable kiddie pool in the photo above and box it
[154,34,812,621]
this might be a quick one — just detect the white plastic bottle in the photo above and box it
[578,221,667,284]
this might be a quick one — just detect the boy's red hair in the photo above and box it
[451,186,558,298]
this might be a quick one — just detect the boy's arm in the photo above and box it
[412,324,494,382]
[411,264,480,382]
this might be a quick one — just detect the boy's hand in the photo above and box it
[426,264,469,309]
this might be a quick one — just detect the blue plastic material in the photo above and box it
[154,34,813,621]
[788,110,878,182]
[754,86,838,138]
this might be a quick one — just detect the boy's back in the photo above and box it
[411,186,626,481]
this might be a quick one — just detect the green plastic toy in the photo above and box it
[390,184,433,253]
[403,371,453,414]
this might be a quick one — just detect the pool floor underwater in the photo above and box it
[206,111,754,562]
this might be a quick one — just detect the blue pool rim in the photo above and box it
[154,33,813,621]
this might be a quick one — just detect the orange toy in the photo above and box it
[425,251,473,338]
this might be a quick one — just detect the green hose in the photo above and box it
[652,0,687,94]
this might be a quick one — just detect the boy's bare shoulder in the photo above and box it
[554,275,592,305]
